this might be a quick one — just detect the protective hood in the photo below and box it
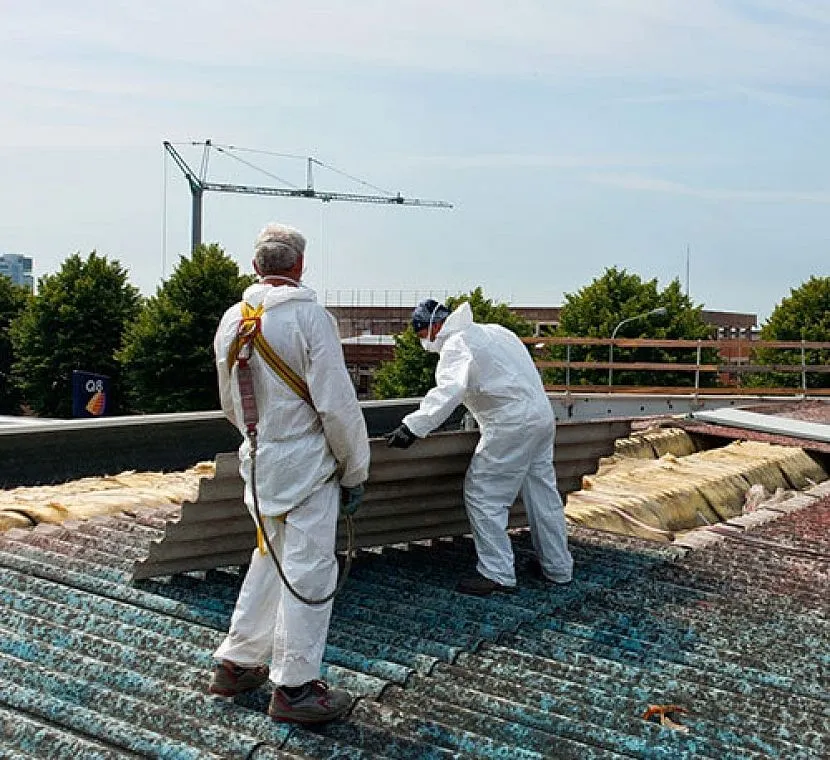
[433,301,473,350]
[242,281,317,311]
[403,297,554,438]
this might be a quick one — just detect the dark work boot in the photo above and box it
[526,556,572,586]
[456,572,516,596]
[268,680,351,724]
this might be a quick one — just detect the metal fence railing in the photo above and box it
[525,337,830,396]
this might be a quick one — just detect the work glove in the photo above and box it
[385,423,418,449]
[340,483,365,517]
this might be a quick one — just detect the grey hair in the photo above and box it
[254,223,306,274]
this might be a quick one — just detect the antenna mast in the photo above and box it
[685,244,691,298]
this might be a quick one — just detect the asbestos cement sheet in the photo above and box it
[690,408,830,443]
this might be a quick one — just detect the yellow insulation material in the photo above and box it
[708,440,828,489]
[566,437,827,541]
[581,455,720,532]
[613,427,699,460]
[0,462,215,532]
[598,427,700,477]
[613,436,657,459]
[593,455,652,479]
[0,513,36,530]
[629,456,723,525]
[564,490,675,542]
[640,427,698,458]
[776,451,828,489]
[696,448,786,495]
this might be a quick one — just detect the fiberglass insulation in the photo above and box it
[566,430,827,542]
[0,463,214,531]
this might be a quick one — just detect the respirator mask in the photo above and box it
[420,306,441,352]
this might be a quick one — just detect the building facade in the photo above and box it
[329,305,757,340]
[0,254,34,290]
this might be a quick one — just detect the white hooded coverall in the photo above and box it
[213,282,370,686]
[403,302,573,587]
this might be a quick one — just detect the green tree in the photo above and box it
[551,267,713,387]
[10,253,141,417]
[0,277,29,414]
[746,276,830,389]
[118,244,255,413]
[371,327,438,400]
[372,287,533,399]
[446,287,533,338]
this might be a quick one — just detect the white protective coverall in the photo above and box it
[403,302,573,587]
[212,281,370,686]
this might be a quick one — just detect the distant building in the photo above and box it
[0,254,34,290]
[341,334,396,398]
[329,304,757,340]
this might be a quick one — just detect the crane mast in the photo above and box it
[163,141,453,252]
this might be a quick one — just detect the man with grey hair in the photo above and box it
[211,222,370,724]
[253,223,308,274]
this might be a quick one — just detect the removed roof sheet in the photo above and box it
[691,408,830,443]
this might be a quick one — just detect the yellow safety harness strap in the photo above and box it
[256,512,286,556]
[228,302,315,407]
[228,302,314,556]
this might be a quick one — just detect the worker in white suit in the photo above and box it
[386,299,573,596]
[211,223,370,724]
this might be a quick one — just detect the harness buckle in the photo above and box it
[236,315,260,363]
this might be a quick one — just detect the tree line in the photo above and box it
[0,247,827,418]
[0,245,253,417]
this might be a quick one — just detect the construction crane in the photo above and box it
[163,140,453,252]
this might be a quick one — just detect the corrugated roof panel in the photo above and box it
[1,496,828,758]
[133,422,632,580]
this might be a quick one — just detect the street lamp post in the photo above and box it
[608,307,668,387]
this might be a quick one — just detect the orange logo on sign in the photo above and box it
[86,390,106,416]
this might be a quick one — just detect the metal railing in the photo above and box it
[526,337,830,396]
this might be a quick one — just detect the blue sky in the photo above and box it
[2,1,829,322]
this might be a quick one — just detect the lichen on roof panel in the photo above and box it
[1,488,828,758]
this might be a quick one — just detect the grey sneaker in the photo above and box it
[208,660,270,696]
[268,680,351,724]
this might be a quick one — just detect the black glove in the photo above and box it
[386,423,418,449]
[340,483,365,517]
